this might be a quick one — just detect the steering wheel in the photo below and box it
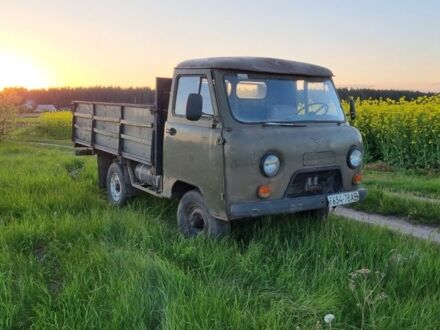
[297,102,329,115]
[269,105,298,121]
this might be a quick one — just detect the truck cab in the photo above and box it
[72,57,366,237]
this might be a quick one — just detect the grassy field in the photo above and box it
[362,169,440,199]
[11,111,72,142]
[352,169,440,224]
[1,136,440,329]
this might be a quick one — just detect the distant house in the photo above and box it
[23,100,36,112]
[34,105,57,113]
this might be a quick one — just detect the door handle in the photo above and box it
[166,127,177,136]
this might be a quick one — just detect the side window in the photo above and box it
[200,78,213,115]
[174,76,213,117]
[175,76,200,116]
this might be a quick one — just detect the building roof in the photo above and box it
[176,57,333,77]
[35,104,57,112]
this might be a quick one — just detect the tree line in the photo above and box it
[1,86,436,111]
[337,88,435,101]
[2,87,155,110]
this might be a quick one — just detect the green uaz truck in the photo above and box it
[72,57,366,237]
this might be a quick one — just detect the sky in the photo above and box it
[0,0,439,91]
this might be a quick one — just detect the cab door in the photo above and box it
[163,70,226,219]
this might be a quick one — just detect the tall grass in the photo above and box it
[352,187,440,224]
[362,170,440,199]
[10,112,72,142]
[352,170,440,224]
[1,141,439,329]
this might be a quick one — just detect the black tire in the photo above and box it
[106,163,129,206]
[177,190,230,238]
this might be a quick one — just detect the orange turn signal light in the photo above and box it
[353,173,363,185]
[257,185,272,199]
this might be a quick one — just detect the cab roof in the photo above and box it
[176,57,333,77]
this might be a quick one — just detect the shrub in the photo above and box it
[38,111,72,139]
[0,91,20,142]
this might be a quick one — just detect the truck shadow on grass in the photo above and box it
[126,192,324,249]
[230,214,329,252]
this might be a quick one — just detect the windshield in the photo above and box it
[224,74,345,123]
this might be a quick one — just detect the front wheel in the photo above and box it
[177,190,230,238]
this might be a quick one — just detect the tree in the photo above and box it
[0,90,21,142]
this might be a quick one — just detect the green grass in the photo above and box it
[352,187,440,224]
[1,140,440,329]
[363,170,440,199]
[15,114,40,124]
[11,112,71,141]
[353,170,440,224]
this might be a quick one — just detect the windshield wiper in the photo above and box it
[262,122,307,127]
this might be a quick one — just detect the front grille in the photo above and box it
[285,169,342,198]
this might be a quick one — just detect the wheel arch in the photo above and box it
[167,179,228,221]
[171,180,201,199]
[97,152,117,189]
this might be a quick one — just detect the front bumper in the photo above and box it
[229,188,367,219]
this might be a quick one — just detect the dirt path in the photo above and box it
[333,207,440,244]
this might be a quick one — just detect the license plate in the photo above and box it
[327,191,360,207]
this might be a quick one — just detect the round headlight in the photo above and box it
[348,148,362,168]
[261,154,280,177]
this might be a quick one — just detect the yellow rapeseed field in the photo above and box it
[344,95,440,169]
[39,111,72,139]
[39,96,440,169]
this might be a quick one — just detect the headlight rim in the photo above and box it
[260,153,281,177]
[347,147,363,169]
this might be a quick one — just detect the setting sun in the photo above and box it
[0,52,51,90]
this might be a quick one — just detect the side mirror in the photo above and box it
[349,97,356,120]
[186,93,203,121]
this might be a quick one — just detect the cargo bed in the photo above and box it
[72,101,157,165]
[72,78,172,176]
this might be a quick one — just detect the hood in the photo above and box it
[222,123,363,204]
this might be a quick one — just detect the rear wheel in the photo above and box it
[177,190,230,238]
[106,163,129,206]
